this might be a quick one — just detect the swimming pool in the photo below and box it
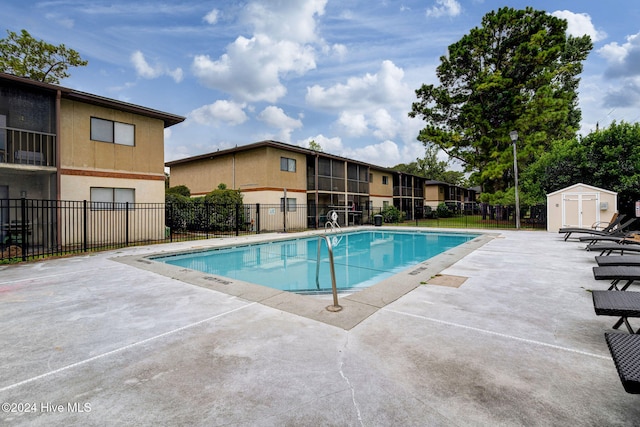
[152,230,479,294]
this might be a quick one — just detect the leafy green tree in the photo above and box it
[409,7,592,194]
[308,139,323,152]
[393,145,467,186]
[0,29,88,84]
[520,138,588,203]
[523,121,640,216]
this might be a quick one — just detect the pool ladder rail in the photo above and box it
[316,234,342,312]
[324,210,341,232]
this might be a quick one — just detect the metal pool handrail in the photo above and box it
[316,235,342,312]
[324,210,341,232]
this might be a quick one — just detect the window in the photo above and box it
[369,173,373,183]
[91,117,135,146]
[280,197,296,212]
[90,187,135,210]
[280,157,296,172]
[382,176,389,185]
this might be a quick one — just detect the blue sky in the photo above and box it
[5,1,640,168]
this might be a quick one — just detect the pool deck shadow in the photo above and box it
[3,227,639,426]
[114,229,496,330]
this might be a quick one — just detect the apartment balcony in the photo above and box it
[0,127,56,167]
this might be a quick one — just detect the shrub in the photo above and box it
[166,185,191,197]
[436,202,452,218]
[381,205,402,223]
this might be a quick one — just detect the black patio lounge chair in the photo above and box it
[587,242,640,256]
[565,219,636,243]
[595,255,640,267]
[559,214,627,241]
[604,332,640,394]
[578,229,640,246]
[592,290,640,333]
[592,266,640,290]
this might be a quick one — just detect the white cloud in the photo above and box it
[597,32,640,108]
[188,100,248,126]
[299,134,344,154]
[192,34,316,102]
[257,106,303,142]
[337,112,368,137]
[342,140,426,168]
[425,0,461,18]
[308,61,412,142]
[306,60,412,111]
[331,43,348,60]
[258,106,303,129]
[371,109,399,140]
[551,10,607,42]
[242,0,327,43]
[204,9,219,25]
[599,33,640,75]
[342,140,401,167]
[192,1,328,103]
[131,51,183,83]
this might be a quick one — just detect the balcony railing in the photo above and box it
[0,127,56,167]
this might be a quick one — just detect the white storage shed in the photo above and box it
[546,183,618,232]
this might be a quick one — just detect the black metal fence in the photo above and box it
[0,198,547,262]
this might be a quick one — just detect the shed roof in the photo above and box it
[546,183,618,197]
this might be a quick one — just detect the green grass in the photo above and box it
[391,215,545,230]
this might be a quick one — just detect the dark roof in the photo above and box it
[165,139,398,173]
[0,72,185,128]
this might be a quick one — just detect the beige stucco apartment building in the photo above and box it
[0,72,184,246]
[0,72,184,202]
[166,140,427,227]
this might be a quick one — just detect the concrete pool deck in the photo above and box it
[1,228,639,425]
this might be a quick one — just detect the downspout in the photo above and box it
[56,90,61,200]
[56,90,62,250]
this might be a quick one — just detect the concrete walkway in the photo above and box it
[0,229,638,426]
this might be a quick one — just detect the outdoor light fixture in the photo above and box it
[509,131,520,229]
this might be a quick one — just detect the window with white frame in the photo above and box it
[382,176,389,185]
[280,157,296,172]
[90,187,135,210]
[280,197,296,212]
[91,117,135,146]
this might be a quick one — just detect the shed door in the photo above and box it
[562,193,599,228]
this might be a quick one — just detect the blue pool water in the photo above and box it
[153,230,478,293]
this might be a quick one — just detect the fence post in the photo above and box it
[20,197,27,261]
[83,200,88,253]
[125,202,130,246]
[234,203,240,237]
[205,201,210,239]
[256,203,260,234]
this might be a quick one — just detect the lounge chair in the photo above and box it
[592,290,640,333]
[559,214,626,241]
[604,333,640,393]
[578,229,640,246]
[586,242,640,256]
[592,265,640,290]
[564,219,636,243]
[595,255,640,267]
